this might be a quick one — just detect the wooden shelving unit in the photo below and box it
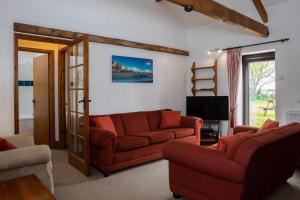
[191,60,218,96]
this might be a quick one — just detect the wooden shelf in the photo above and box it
[191,60,218,96]
[193,88,215,92]
[192,66,214,70]
[192,78,214,81]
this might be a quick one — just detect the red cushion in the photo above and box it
[217,131,255,153]
[116,136,149,151]
[127,131,174,144]
[160,111,181,129]
[163,128,194,139]
[259,119,280,131]
[147,110,163,130]
[121,112,150,134]
[0,138,17,151]
[92,116,117,135]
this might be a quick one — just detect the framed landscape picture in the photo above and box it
[112,55,153,83]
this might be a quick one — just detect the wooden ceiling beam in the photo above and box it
[157,0,269,37]
[252,0,268,23]
[14,23,189,56]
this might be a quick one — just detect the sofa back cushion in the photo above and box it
[121,112,150,134]
[147,110,163,130]
[90,114,125,136]
[160,111,181,129]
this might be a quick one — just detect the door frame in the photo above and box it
[58,47,68,149]
[242,52,276,125]
[14,43,56,148]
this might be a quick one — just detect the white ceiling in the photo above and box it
[159,0,291,28]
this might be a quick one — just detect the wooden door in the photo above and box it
[67,36,90,176]
[33,55,50,145]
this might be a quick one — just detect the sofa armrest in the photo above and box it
[180,116,203,142]
[0,145,51,171]
[163,141,245,183]
[90,127,117,150]
[233,126,259,135]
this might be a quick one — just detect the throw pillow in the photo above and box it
[0,138,17,151]
[92,116,118,136]
[226,130,261,159]
[259,119,280,132]
[160,111,181,129]
[217,130,255,153]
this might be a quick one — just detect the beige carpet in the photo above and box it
[52,150,300,200]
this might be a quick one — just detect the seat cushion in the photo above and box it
[162,128,194,139]
[121,112,150,134]
[92,116,117,135]
[128,131,174,144]
[160,111,181,129]
[116,136,149,152]
[0,138,17,151]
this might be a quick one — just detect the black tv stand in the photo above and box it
[201,120,221,145]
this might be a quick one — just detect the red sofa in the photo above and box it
[163,122,300,200]
[90,110,203,176]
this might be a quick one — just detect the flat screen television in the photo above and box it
[186,96,229,121]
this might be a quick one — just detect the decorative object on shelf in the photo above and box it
[112,55,153,83]
[191,60,218,96]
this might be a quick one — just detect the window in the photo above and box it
[242,52,276,127]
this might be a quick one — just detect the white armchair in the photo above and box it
[0,134,54,193]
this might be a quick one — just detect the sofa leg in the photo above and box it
[103,171,111,177]
[173,193,181,199]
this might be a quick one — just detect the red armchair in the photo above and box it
[163,123,300,200]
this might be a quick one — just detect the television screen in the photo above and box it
[186,96,229,121]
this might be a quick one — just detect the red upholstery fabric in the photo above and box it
[163,128,194,139]
[147,110,163,130]
[233,125,259,135]
[116,136,149,152]
[0,138,17,151]
[160,111,181,129]
[259,119,280,131]
[89,110,203,176]
[92,116,117,135]
[164,123,300,200]
[121,112,150,134]
[90,114,125,136]
[217,131,255,153]
[127,131,174,144]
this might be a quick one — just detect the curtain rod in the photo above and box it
[222,38,290,51]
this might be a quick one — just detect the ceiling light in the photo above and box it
[184,5,194,12]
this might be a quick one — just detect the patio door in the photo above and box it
[67,35,90,176]
[242,52,276,127]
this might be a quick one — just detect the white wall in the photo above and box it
[0,0,188,136]
[89,43,187,115]
[186,0,300,135]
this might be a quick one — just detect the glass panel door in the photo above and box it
[67,35,90,176]
[243,52,276,127]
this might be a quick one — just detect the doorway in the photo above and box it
[17,47,55,147]
[14,32,91,176]
[242,52,276,126]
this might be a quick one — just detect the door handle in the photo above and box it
[78,98,91,104]
[32,99,36,106]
